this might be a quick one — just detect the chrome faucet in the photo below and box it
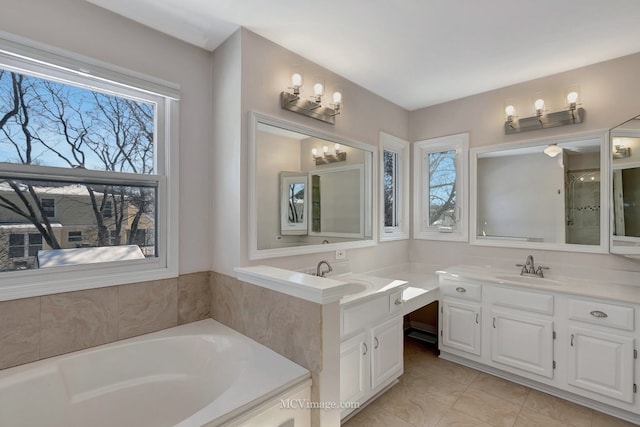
[516,254,549,278]
[316,260,333,277]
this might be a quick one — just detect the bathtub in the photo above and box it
[0,319,311,427]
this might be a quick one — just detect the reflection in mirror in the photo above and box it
[280,172,307,235]
[310,166,364,237]
[472,132,607,252]
[611,116,640,254]
[250,113,374,259]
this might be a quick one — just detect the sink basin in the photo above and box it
[341,281,372,296]
[495,274,563,286]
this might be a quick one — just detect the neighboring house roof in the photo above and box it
[0,222,63,229]
[0,182,97,196]
[37,245,145,268]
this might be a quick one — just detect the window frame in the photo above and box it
[379,132,409,241]
[41,198,56,218]
[0,36,179,301]
[67,231,83,243]
[413,133,469,241]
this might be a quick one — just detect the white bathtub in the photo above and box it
[0,319,311,427]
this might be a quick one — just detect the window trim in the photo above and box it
[413,133,469,242]
[379,132,409,241]
[67,231,83,243]
[39,198,55,218]
[0,36,179,302]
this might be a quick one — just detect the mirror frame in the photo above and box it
[248,112,377,260]
[470,130,609,253]
[610,120,640,256]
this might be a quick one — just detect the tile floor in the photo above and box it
[343,337,638,427]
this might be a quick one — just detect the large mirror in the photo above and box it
[610,115,640,255]
[471,131,608,252]
[249,112,375,259]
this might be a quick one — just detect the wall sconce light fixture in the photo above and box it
[504,92,585,135]
[613,145,631,159]
[281,73,342,125]
[312,143,347,165]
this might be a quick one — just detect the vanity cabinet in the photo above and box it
[437,272,640,422]
[487,286,555,379]
[490,309,554,378]
[439,278,482,357]
[565,297,636,404]
[441,300,481,356]
[340,293,404,419]
[340,331,369,407]
[370,316,403,389]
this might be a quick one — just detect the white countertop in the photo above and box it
[236,263,640,309]
[234,266,408,305]
[437,264,640,304]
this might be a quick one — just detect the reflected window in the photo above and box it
[288,183,305,224]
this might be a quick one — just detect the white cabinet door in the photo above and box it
[567,326,635,403]
[441,299,481,356]
[370,316,403,390]
[491,309,554,378]
[340,331,369,407]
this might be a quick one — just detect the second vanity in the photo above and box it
[435,264,640,424]
[235,263,640,424]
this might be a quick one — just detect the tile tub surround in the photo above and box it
[0,271,211,370]
[210,271,328,426]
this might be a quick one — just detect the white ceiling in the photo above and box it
[87,0,640,111]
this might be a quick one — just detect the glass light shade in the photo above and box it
[322,145,329,154]
[335,143,341,152]
[567,91,579,104]
[543,144,562,158]
[534,99,545,111]
[291,73,302,88]
[311,148,318,157]
[333,91,342,104]
[313,83,324,96]
[505,105,515,117]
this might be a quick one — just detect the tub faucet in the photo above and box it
[316,260,333,277]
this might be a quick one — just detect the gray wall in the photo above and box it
[409,52,640,272]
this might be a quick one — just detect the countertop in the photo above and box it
[437,264,640,304]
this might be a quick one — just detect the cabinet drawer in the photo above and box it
[440,279,482,302]
[342,295,388,337]
[568,299,634,332]
[389,289,404,315]
[489,287,554,315]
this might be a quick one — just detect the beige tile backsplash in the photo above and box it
[0,271,210,370]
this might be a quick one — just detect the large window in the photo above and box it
[0,37,178,300]
[413,133,468,241]
[379,132,409,241]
